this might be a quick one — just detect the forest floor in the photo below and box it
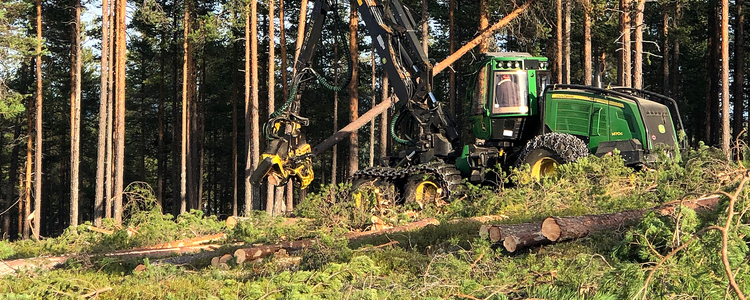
[1,145,749,300]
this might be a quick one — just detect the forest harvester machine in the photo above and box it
[250,0,687,205]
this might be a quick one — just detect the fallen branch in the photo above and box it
[82,287,112,298]
[144,233,226,249]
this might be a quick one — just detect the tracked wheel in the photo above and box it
[515,133,589,181]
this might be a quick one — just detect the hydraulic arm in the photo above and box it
[251,0,459,189]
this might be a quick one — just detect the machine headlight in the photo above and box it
[514,61,520,68]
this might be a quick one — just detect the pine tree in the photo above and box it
[69,0,82,226]
[33,0,42,238]
[95,0,111,227]
[348,1,359,176]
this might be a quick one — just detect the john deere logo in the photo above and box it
[658,124,666,134]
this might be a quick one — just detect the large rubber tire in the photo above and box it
[514,133,589,180]
[403,174,442,209]
[351,177,399,209]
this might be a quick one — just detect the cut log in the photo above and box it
[218,253,233,264]
[145,233,226,249]
[502,232,551,253]
[480,223,542,243]
[210,256,220,267]
[541,209,647,242]
[541,195,722,242]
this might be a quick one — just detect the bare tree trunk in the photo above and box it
[706,8,716,144]
[662,7,669,95]
[448,0,456,114]
[563,0,571,84]
[157,34,165,211]
[348,1,359,177]
[231,34,239,217]
[619,0,631,87]
[266,0,276,215]
[733,0,745,142]
[113,0,127,225]
[421,0,428,55]
[293,0,309,70]
[670,1,681,99]
[633,0,645,89]
[33,0,42,239]
[369,51,375,167]
[95,0,110,227]
[279,0,289,101]
[283,0,297,212]
[380,75,388,158]
[106,2,115,218]
[5,124,19,238]
[181,1,191,214]
[24,102,32,240]
[332,44,338,185]
[721,0,730,158]
[556,0,563,83]
[70,0,82,227]
[251,0,260,212]
[583,0,592,85]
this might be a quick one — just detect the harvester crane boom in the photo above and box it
[252,0,459,188]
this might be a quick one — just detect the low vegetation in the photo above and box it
[1,145,749,299]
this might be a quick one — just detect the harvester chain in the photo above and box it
[351,162,464,200]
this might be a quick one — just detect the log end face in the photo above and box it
[541,217,561,242]
[488,226,503,242]
[503,235,519,253]
[233,249,246,264]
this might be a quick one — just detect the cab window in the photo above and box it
[492,71,528,115]
[471,65,490,115]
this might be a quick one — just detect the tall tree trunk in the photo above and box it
[563,0,571,84]
[24,102,32,239]
[294,0,309,70]
[332,43,339,185]
[421,0,428,54]
[556,0,563,83]
[633,0,645,89]
[583,0,592,85]
[380,75,389,158]
[671,1,681,99]
[95,0,110,227]
[33,0,42,239]
[721,0,730,158]
[369,51,375,167]
[348,1,359,176]
[231,28,239,217]
[181,0,193,214]
[662,7,669,95]
[113,0,127,225]
[619,0,631,87]
[70,0,82,227]
[710,5,721,145]
[5,124,19,238]
[705,7,715,144]
[279,0,289,102]
[251,0,260,212]
[733,0,745,142]
[448,0,456,114]
[266,0,276,215]
[106,2,115,218]
[157,34,165,211]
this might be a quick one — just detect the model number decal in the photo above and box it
[611,132,624,136]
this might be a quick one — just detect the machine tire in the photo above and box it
[514,133,589,180]
[403,174,442,209]
[351,177,399,209]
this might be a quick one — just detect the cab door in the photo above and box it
[589,100,610,152]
